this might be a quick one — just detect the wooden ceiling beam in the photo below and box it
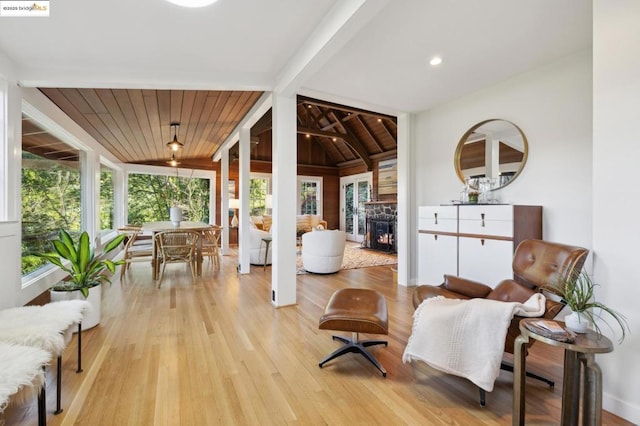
[298,95,397,122]
[297,126,372,171]
[354,115,384,153]
[379,119,397,144]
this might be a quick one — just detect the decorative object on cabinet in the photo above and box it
[417,205,542,286]
[545,271,629,341]
[454,119,528,190]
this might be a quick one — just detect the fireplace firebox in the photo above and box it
[367,217,396,253]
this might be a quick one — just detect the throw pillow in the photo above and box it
[296,215,311,233]
[309,214,321,227]
[262,215,272,232]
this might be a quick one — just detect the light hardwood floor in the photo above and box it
[1,253,632,425]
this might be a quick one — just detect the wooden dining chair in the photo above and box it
[154,230,199,287]
[202,225,222,269]
[118,226,154,279]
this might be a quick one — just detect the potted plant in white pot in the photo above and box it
[548,271,629,342]
[37,229,125,330]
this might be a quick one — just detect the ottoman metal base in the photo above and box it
[319,332,388,377]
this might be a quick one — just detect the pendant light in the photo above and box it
[167,153,180,167]
[167,123,183,151]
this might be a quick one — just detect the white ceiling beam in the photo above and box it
[274,0,390,96]
[212,92,272,162]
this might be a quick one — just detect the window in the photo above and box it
[100,164,115,234]
[127,172,210,225]
[21,114,81,276]
[298,176,322,215]
[249,176,270,215]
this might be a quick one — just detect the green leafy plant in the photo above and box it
[547,271,629,343]
[37,230,125,298]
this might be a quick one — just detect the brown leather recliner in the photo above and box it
[412,239,589,405]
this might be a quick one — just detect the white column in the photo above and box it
[396,112,412,286]
[208,170,216,226]
[220,146,230,255]
[115,167,127,229]
[485,134,500,179]
[82,150,98,244]
[238,127,251,273]
[271,93,297,306]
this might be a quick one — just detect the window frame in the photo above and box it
[297,175,323,216]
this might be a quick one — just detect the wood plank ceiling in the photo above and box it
[28,90,398,171]
[37,89,264,169]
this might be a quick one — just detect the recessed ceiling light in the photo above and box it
[429,56,443,66]
[165,0,219,8]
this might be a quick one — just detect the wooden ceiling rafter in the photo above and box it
[297,96,397,122]
[297,125,371,171]
[353,114,384,153]
[379,119,397,146]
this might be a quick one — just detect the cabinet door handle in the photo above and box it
[434,234,438,241]
[480,238,485,246]
[480,213,485,227]
[434,212,438,225]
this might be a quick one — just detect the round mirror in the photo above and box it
[454,119,528,190]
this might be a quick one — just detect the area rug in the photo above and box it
[297,242,397,274]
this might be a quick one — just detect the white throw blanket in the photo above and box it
[0,342,50,410]
[402,294,546,392]
[0,300,90,356]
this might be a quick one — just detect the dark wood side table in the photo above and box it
[513,318,613,426]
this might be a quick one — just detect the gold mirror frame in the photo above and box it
[454,119,528,190]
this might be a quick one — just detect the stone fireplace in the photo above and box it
[363,201,397,253]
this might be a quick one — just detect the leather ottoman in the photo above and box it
[318,288,388,377]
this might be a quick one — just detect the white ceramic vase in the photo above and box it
[50,284,101,331]
[564,310,590,333]
[170,206,183,226]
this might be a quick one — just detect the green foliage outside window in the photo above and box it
[127,173,210,225]
[249,178,268,215]
[100,168,114,231]
[21,151,81,276]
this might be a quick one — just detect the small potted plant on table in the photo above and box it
[37,230,125,330]
[549,271,629,342]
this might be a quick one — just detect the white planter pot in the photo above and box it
[565,310,590,334]
[50,284,101,331]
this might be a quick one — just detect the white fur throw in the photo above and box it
[0,342,50,411]
[402,294,546,392]
[0,300,90,357]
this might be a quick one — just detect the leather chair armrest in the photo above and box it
[442,274,493,298]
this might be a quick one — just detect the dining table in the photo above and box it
[141,221,215,280]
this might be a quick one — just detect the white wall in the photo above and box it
[414,51,593,249]
[593,1,640,423]
[412,44,638,422]
[0,52,26,309]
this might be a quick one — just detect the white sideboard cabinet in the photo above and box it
[417,205,542,286]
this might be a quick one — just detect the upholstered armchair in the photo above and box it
[412,239,589,405]
[301,230,346,274]
[249,227,272,265]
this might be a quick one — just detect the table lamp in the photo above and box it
[229,198,240,227]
